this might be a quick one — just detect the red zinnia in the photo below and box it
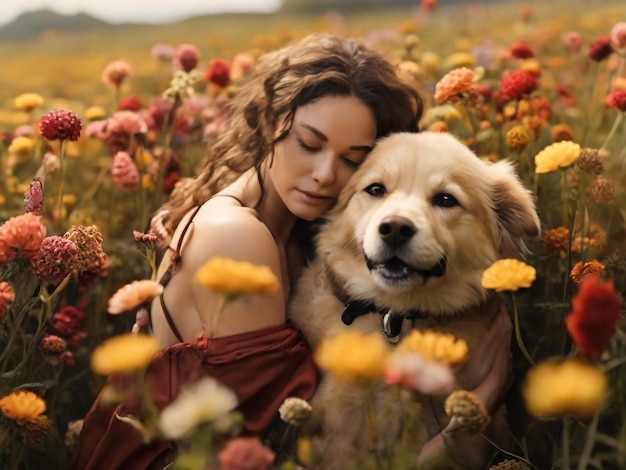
[500,70,537,101]
[510,40,535,59]
[606,88,626,112]
[39,109,82,141]
[588,36,613,62]
[205,58,231,88]
[566,276,622,361]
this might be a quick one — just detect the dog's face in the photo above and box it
[316,132,540,314]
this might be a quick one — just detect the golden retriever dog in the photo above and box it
[288,132,540,469]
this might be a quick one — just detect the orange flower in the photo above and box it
[566,276,622,360]
[434,67,476,104]
[108,279,164,314]
[0,391,46,425]
[0,212,47,261]
[543,227,570,254]
[570,261,605,284]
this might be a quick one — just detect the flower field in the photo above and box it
[1,1,626,468]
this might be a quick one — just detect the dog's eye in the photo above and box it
[364,183,386,197]
[432,193,459,208]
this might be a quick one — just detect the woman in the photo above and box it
[70,32,423,469]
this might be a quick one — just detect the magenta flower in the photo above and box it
[112,151,140,192]
[39,109,82,141]
[29,236,79,286]
[24,179,44,215]
[50,306,85,337]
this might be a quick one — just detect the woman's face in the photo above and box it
[269,95,377,221]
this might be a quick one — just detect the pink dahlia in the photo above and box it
[112,151,140,192]
[30,236,79,286]
[173,44,200,72]
[500,70,537,101]
[24,179,44,215]
[39,109,82,141]
[0,282,15,317]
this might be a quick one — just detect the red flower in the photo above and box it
[420,0,437,12]
[606,88,626,112]
[588,35,613,62]
[510,41,535,59]
[500,70,537,101]
[566,276,622,360]
[50,306,85,337]
[163,170,180,195]
[39,109,82,141]
[205,58,231,88]
[118,95,143,112]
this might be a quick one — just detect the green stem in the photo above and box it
[480,434,539,470]
[512,293,535,366]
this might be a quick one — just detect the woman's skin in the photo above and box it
[150,95,377,347]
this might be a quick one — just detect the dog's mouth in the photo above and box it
[365,255,447,284]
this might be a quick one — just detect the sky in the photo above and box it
[1,0,282,26]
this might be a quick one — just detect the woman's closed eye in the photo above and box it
[341,156,362,168]
[297,139,320,152]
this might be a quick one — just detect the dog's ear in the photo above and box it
[488,161,541,257]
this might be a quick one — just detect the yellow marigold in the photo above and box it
[91,333,161,375]
[481,259,536,291]
[434,67,476,104]
[315,331,390,381]
[84,106,107,121]
[8,136,35,154]
[14,93,44,112]
[505,125,531,151]
[445,390,490,433]
[523,359,608,419]
[570,261,605,284]
[0,390,46,425]
[194,256,279,299]
[396,329,468,366]
[534,141,581,174]
[107,279,164,314]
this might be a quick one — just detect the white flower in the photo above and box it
[385,352,455,395]
[158,377,238,440]
[278,397,312,426]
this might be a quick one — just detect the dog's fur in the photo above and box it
[288,132,541,469]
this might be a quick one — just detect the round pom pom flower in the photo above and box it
[14,93,44,112]
[606,88,626,112]
[218,437,275,470]
[588,36,613,62]
[445,390,490,433]
[505,125,531,151]
[510,40,535,59]
[434,67,476,104]
[29,236,79,286]
[108,279,164,314]
[39,109,82,141]
[570,261,605,285]
[500,70,537,101]
[8,136,35,155]
[279,397,312,426]
[111,151,140,192]
[91,333,161,375]
[205,58,231,88]
[610,22,626,51]
[173,43,200,72]
[0,212,47,260]
[481,259,536,291]
[534,141,581,174]
[563,31,583,53]
[102,60,133,88]
[0,390,46,425]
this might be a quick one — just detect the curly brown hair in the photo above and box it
[161,32,423,232]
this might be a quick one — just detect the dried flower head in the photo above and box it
[133,230,158,244]
[534,141,581,173]
[194,256,280,299]
[108,279,164,314]
[573,148,603,175]
[543,227,570,254]
[230,52,256,81]
[315,331,390,382]
[102,60,133,88]
[0,281,15,317]
[158,376,238,439]
[481,259,536,291]
[588,35,613,62]
[500,70,537,101]
[445,390,490,433]
[111,151,140,192]
[591,177,615,205]
[24,179,44,215]
[397,330,468,366]
[91,333,161,375]
[64,419,84,449]
[279,397,313,426]
[434,67,476,104]
[173,43,201,72]
[523,359,608,419]
[24,415,51,445]
[14,93,44,112]
[42,334,67,355]
[29,236,79,286]
[551,123,576,142]
[489,459,530,470]
[606,88,626,112]
[63,225,104,273]
[0,390,46,425]
[570,261,605,285]
[118,95,143,112]
[566,276,621,360]
[39,109,82,141]
[505,125,531,151]
[205,58,231,88]
[610,22,626,50]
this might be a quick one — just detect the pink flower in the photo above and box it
[563,31,583,53]
[500,70,537,101]
[111,151,140,192]
[606,88,626,112]
[205,58,231,88]
[108,279,163,314]
[14,124,35,138]
[85,120,110,139]
[610,22,626,51]
[102,60,133,88]
[588,35,613,62]
[108,110,147,135]
[24,179,44,214]
[0,213,47,261]
[151,43,175,63]
[0,282,15,317]
[434,67,476,104]
[218,437,275,470]
[385,352,455,395]
[39,109,82,141]
[29,236,79,286]
[173,44,200,72]
[50,306,85,337]
[42,334,66,355]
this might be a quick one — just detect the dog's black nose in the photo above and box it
[378,216,416,247]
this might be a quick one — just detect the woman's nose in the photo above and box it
[313,152,337,187]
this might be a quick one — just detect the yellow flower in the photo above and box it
[91,333,161,375]
[505,125,531,152]
[14,93,44,112]
[396,330,468,366]
[84,106,107,121]
[442,52,476,70]
[420,51,441,75]
[0,390,46,425]
[534,141,581,174]
[8,136,35,154]
[445,390,490,433]
[158,376,238,439]
[107,279,164,314]
[481,259,536,292]
[315,331,390,381]
[194,256,279,298]
[523,359,608,419]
